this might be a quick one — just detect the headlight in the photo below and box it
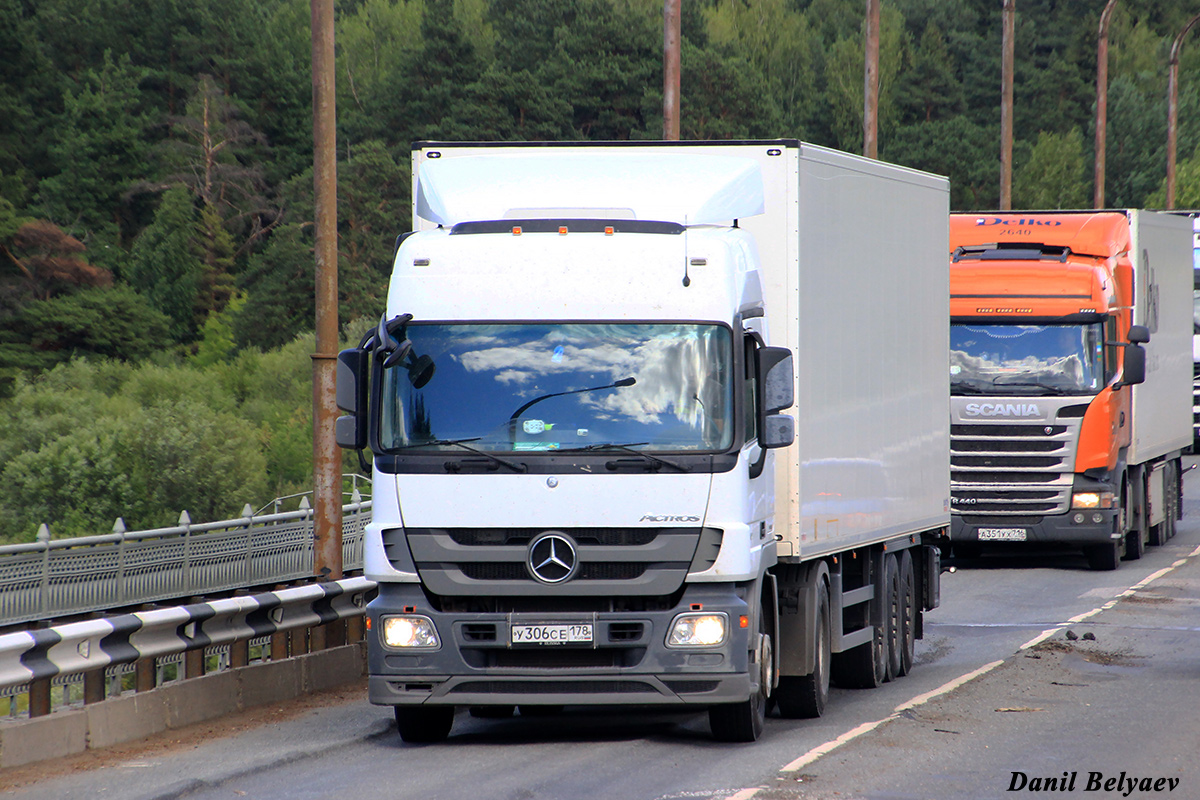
[1072,491,1114,510]
[381,615,440,649]
[667,613,727,647]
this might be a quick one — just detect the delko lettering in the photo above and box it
[974,217,1062,227]
[964,402,1043,417]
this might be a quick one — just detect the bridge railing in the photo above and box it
[0,491,371,627]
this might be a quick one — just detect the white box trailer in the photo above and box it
[1128,209,1193,465]
[342,141,951,743]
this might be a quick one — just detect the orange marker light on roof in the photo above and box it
[559,225,568,235]
[605,226,615,235]
[512,226,522,236]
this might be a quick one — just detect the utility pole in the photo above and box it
[663,0,681,140]
[999,0,1015,210]
[1166,13,1200,209]
[311,0,343,587]
[1094,0,1118,209]
[863,0,880,159]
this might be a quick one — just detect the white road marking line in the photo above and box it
[775,542,1200,777]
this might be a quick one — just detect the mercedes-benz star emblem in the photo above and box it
[527,532,578,584]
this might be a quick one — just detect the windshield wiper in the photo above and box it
[950,379,992,395]
[394,437,527,473]
[559,442,690,473]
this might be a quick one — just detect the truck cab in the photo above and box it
[948,212,1191,569]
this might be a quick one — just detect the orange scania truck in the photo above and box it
[948,211,1192,570]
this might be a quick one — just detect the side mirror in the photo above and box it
[761,414,795,449]
[757,346,794,414]
[336,348,369,450]
[1127,324,1150,344]
[1121,343,1146,387]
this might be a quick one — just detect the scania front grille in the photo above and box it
[950,411,1080,515]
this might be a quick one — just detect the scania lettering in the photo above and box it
[337,141,951,743]
[948,211,1192,569]
[963,403,1044,417]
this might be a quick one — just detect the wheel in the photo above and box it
[897,551,917,677]
[775,581,830,719]
[709,601,772,742]
[1124,478,1146,560]
[1084,541,1120,571]
[1149,465,1171,546]
[883,554,901,683]
[395,706,454,743]
[1165,460,1180,541]
[831,569,887,690]
[469,705,515,718]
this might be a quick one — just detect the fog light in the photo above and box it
[381,615,440,649]
[667,613,728,647]
[1073,513,1085,523]
[1092,512,1104,524]
[1072,491,1114,510]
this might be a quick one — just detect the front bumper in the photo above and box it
[366,583,753,708]
[951,509,1119,546]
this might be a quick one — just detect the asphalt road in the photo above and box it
[4,465,1200,800]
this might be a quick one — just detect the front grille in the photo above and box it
[401,527,708,596]
[448,528,660,547]
[459,563,648,581]
[951,408,1080,515]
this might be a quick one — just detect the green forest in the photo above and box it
[2,0,1199,542]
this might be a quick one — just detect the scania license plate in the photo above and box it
[977,527,1028,541]
[511,623,593,645]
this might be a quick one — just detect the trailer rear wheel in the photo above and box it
[897,551,917,677]
[831,606,886,689]
[775,582,830,719]
[395,706,454,744]
[1124,478,1146,560]
[709,604,771,742]
[884,554,901,682]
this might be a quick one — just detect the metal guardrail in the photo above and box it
[0,577,376,694]
[0,497,371,626]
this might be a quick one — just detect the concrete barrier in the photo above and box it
[0,642,366,769]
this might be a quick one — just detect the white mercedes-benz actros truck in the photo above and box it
[336,141,951,743]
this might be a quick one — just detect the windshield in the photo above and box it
[950,323,1105,395]
[379,323,734,452]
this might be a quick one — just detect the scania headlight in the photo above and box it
[381,615,440,649]
[1072,491,1114,510]
[667,613,728,647]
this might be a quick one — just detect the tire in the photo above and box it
[897,551,917,677]
[395,706,454,744]
[1084,541,1120,571]
[709,601,772,742]
[1124,478,1146,560]
[775,582,830,719]
[831,576,886,690]
[883,554,901,683]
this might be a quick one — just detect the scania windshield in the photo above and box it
[950,323,1105,395]
[379,323,734,453]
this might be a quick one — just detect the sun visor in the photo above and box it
[416,153,765,226]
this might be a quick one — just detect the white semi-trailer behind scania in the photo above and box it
[336,141,951,743]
